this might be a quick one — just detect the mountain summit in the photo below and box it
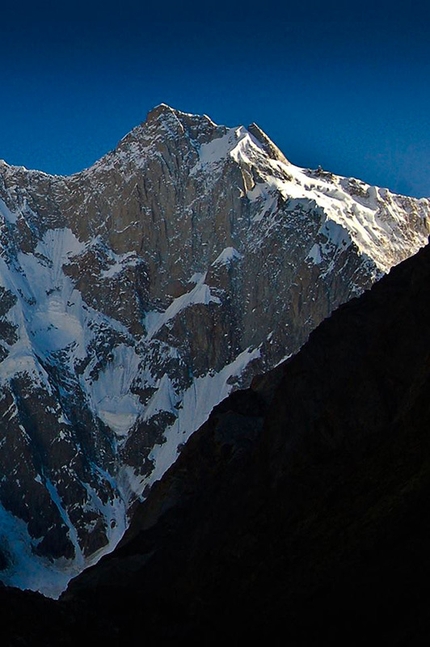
[0,105,428,594]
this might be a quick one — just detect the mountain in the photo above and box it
[2,204,430,646]
[0,103,428,594]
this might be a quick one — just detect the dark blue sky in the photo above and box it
[1,1,430,197]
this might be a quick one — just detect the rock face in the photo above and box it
[0,103,428,594]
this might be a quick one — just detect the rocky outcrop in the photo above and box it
[0,104,428,592]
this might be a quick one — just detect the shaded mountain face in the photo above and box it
[0,103,428,593]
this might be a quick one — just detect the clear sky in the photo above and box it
[1,1,430,198]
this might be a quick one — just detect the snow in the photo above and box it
[43,476,84,563]
[142,373,180,421]
[239,143,429,272]
[191,126,263,176]
[0,501,79,598]
[0,198,18,223]
[0,228,87,364]
[145,272,221,338]
[212,246,243,266]
[141,346,261,492]
[0,464,128,598]
[87,344,142,436]
[192,130,239,171]
[306,243,323,265]
[188,271,205,284]
[0,226,143,439]
[100,251,138,278]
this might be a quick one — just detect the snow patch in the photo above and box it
[89,344,141,436]
[0,198,18,223]
[191,126,263,176]
[142,374,179,421]
[212,246,242,266]
[145,273,221,338]
[140,346,261,492]
[0,501,80,599]
[306,243,322,265]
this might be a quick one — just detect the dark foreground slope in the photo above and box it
[3,239,430,645]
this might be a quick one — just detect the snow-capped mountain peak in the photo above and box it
[0,105,428,596]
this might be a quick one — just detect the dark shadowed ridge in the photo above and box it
[2,239,430,645]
